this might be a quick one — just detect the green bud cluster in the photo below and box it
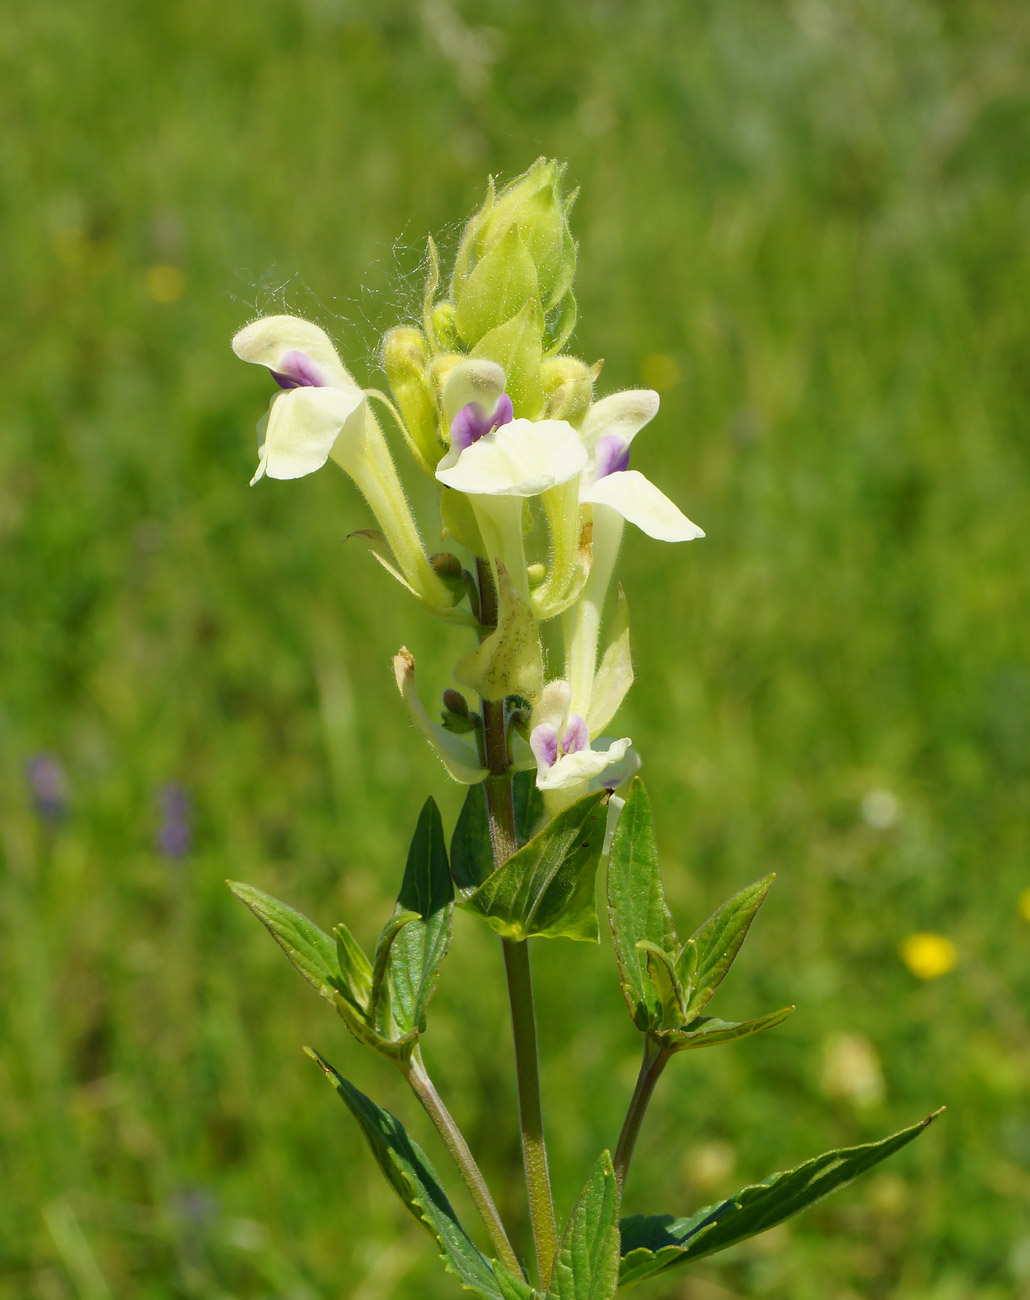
[382,159,590,448]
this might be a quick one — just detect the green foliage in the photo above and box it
[452,771,543,892]
[607,781,677,1029]
[546,1152,621,1300]
[463,790,610,942]
[678,875,775,1017]
[609,780,791,1049]
[387,798,454,1035]
[230,800,452,1058]
[226,880,346,1007]
[308,1050,509,1300]
[619,1111,943,1288]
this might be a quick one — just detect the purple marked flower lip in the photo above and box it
[594,433,630,479]
[269,350,328,389]
[530,713,588,770]
[449,393,514,455]
[25,752,68,824]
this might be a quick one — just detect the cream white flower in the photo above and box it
[436,382,587,604]
[564,389,704,716]
[233,315,456,614]
[528,679,630,812]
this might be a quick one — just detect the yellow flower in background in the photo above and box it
[900,932,957,980]
[145,265,185,303]
[1019,888,1030,924]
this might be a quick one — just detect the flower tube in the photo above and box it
[563,389,704,718]
[233,315,455,613]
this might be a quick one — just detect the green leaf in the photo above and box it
[227,881,346,1007]
[369,910,420,1034]
[463,790,610,942]
[389,798,455,1034]
[607,781,678,1029]
[678,874,775,1017]
[547,1151,621,1300]
[638,942,684,1029]
[452,772,545,894]
[333,920,374,1014]
[513,768,546,845]
[660,1007,795,1052]
[493,1261,540,1300]
[451,781,492,893]
[307,1049,508,1300]
[618,1111,943,1289]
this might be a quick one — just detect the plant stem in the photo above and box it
[500,933,558,1285]
[401,1048,522,1276]
[613,1037,673,1193]
[477,556,558,1287]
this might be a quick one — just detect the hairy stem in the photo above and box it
[613,1037,673,1193]
[401,1049,522,1275]
[478,557,558,1286]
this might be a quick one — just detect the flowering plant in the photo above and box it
[228,160,939,1297]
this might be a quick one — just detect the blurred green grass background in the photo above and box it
[2,0,1029,1296]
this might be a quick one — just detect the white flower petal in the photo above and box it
[253,386,365,484]
[531,679,574,734]
[436,418,587,497]
[232,314,358,391]
[580,389,659,453]
[581,470,705,542]
[536,736,632,790]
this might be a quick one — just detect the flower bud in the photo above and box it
[382,326,442,467]
[540,356,594,427]
[454,159,577,315]
[429,551,468,601]
[430,301,459,352]
[442,688,470,718]
[455,224,539,350]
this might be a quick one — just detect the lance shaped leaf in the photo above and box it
[547,1150,621,1300]
[618,1111,942,1289]
[639,942,685,1031]
[332,921,373,1014]
[607,781,679,1030]
[227,881,355,1008]
[388,797,454,1035]
[307,1050,508,1300]
[677,874,775,1017]
[451,771,544,893]
[455,564,544,704]
[493,1262,541,1300]
[660,1006,795,1053]
[463,789,610,942]
[368,910,420,1038]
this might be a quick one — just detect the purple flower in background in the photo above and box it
[157,783,192,859]
[25,752,68,824]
